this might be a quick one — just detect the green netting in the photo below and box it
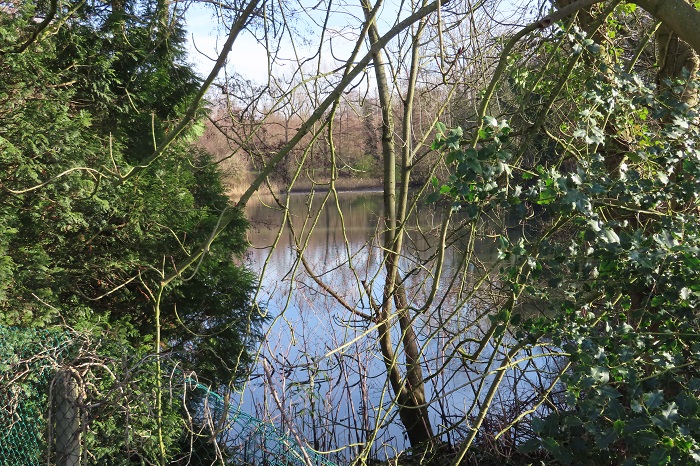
[187,380,337,466]
[0,327,69,466]
[0,327,338,466]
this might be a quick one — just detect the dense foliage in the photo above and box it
[430,14,700,464]
[0,0,262,385]
[516,72,700,466]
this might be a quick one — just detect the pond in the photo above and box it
[236,189,561,462]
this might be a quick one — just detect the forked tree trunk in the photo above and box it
[361,0,434,449]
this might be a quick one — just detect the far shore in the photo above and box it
[285,186,383,194]
[226,177,385,201]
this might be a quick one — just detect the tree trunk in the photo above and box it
[655,0,698,210]
[656,0,699,107]
[635,0,700,55]
[361,0,434,449]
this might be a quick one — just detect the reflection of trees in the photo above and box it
[243,191,560,462]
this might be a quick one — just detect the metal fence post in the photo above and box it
[54,369,81,466]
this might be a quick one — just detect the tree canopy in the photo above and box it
[0,0,263,385]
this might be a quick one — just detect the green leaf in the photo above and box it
[649,447,670,466]
[652,403,679,430]
[586,43,601,54]
[689,378,700,391]
[654,230,678,249]
[590,366,610,383]
[483,116,498,127]
[601,228,620,244]
[542,437,572,464]
[643,391,665,410]
[538,187,557,204]
[632,430,660,447]
[519,439,541,454]
[465,158,482,175]
[683,254,700,268]
[596,428,617,449]
[531,416,545,433]
[680,287,691,300]
[690,450,700,463]
[426,192,441,203]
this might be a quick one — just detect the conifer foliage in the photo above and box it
[0,0,263,385]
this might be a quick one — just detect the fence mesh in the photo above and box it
[0,327,337,466]
[0,327,69,466]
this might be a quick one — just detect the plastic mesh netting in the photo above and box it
[0,327,337,466]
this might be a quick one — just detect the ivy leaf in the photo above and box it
[643,391,665,410]
[601,228,620,244]
[426,192,441,203]
[483,115,498,127]
[649,447,671,466]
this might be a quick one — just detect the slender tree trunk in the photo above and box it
[635,0,700,54]
[361,0,434,448]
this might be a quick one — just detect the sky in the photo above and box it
[182,0,542,91]
[182,0,413,85]
[184,3,271,82]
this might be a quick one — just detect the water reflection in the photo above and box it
[237,191,559,463]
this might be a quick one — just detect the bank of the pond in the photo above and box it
[227,176,385,200]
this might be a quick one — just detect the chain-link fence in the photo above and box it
[0,327,69,465]
[0,327,337,466]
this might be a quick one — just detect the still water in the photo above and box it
[237,190,556,462]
